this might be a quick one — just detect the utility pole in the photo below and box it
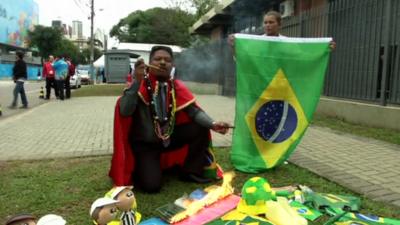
[90,0,95,84]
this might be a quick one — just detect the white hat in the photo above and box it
[109,186,133,199]
[37,214,66,225]
[90,198,119,217]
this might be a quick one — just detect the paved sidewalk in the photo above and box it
[0,97,115,160]
[0,95,399,207]
[0,80,59,118]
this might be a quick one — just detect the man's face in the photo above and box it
[9,219,36,225]
[49,56,54,62]
[150,50,172,79]
[263,15,280,36]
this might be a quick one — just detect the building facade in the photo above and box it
[72,20,83,39]
[0,0,41,79]
[186,0,400,106]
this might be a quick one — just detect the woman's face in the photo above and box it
[263,15,280,36]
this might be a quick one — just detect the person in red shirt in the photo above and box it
[42,55,58,99]
[66,56,76,99]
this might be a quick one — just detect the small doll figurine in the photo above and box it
[5,214,36,225]
[37,214,66,225]
[90,198,119,225]
[107,186,141,225]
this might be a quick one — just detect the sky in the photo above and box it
[34,0,170,48]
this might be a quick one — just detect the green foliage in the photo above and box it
[80,48,102,65]
[28,25,103,65]
[311,114,400,146]
[164,0,219,20]
[53,39,81,64]
[27,25,63,60]
[190,0,219,19]
[110,7,195,47]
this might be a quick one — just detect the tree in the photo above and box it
[27,25,103,65]
[27,25,63,61]
[190,0,219,19]
[110,7,195,47]
[80,48,102,65]
[164,0,219,19]
[53,39,81,64]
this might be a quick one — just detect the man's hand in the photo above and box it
[211,121,233,134]
[135,73,143,83]
[228,34,235,47]
[329,40,336,51]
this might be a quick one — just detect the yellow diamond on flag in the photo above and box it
[245,69,309,168]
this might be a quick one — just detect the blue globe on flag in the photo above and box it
[255,100,298,143]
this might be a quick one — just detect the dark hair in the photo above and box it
[16,51,25,59]
[264,10,282,25]
[149,46,173,61]
[134,58,145,69]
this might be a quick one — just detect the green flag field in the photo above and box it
[232,34,332,173]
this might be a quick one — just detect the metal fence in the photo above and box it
[322,0,400,105]
[178,0,400,105]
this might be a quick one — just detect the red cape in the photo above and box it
[109,79,221,186]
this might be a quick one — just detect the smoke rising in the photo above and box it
[174,0,273,84]
[175,40,233,83]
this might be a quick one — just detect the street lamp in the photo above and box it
[90,0,95,84]
[89,2,104,85]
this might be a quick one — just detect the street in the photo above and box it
[0,80,54,118]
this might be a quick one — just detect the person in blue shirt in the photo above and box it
[52,56,69,100]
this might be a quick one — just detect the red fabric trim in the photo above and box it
[109,98,190,186]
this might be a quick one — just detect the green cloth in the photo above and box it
[324,212,400,225]
[290,200,323,221]
[231,34,332,172]
[304,192,361,215]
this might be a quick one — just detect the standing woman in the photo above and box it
[10,51,28,109]
[229,11,336,50]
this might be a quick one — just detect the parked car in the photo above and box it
[76,65,91,85]
[70,73,81,89]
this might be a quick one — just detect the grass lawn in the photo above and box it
[312,114,400,146]
[0,149,399,225]
[73,84,126,97]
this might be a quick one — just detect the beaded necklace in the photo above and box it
[144,74,176,141]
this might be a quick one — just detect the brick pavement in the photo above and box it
[0,95,399,207]
[0,81,47,118]
[0,97,115,160]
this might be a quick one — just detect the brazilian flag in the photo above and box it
[232,34,332,172]
[333,212,400,225]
